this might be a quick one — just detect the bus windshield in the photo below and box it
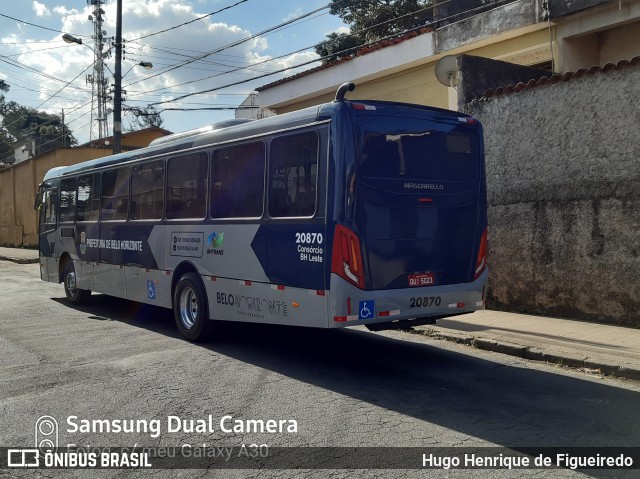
[355,116,478,183]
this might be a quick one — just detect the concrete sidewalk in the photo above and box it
[411,310,640,380]
[1,246,639,380]
[0,247,39,264]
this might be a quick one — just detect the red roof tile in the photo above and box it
[482,56,640,99]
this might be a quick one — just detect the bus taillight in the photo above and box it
[331,224,365,289]
[474,227,488,280]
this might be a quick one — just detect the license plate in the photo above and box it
[408,273,434,287]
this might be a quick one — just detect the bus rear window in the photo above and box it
[356,117,478,182]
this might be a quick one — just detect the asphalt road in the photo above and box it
[1,260,639,478]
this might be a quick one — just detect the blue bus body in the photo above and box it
[37,93,488,340]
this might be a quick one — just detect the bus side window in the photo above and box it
[211,142,265,219]
[101,167,129,221]
[166,152,208,219]
[269,131,319,218]
[131,160,164,220]
[77,174,100,222]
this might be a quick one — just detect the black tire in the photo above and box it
[173,272,213,341]
[62,260,91,305]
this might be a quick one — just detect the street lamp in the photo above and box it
[63,32,113,140]
[62,33,83,45]
[122,61,153,78]
[64,1,124,154]
[63,27,152,154]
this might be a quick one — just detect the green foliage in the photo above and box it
[314,32,362,62]
[315,0,433,62]
[0,82,77,163]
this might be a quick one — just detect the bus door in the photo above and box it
[37,186,58,282]
[95,167,129,298]
[74,173,101,291]
[352,112,486,291]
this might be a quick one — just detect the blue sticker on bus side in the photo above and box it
[147,280,156,300]
[359,300,375,320]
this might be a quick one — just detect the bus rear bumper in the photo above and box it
[327,269,488,328]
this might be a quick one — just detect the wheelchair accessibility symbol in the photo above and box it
[359,300,375,320]
[147,280,156,300]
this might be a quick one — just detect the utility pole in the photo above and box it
[113,0,123,154]
[86,0,110,140]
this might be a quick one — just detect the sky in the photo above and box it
[0,0,347,145]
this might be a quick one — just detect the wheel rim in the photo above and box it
[65,270,78,299]
[178,285,199,330]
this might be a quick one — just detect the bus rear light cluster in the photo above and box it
[351,103,376,111]
[458,116,477,124]
[331,224,365,289]
[474,227,488,280]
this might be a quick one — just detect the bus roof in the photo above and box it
[42,99,474,182]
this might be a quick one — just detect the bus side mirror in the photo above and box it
[34,189,43,211]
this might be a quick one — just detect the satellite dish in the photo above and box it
[435,55,459,87]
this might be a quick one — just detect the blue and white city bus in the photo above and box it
[35,83,488,341]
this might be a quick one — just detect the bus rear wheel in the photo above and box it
[173,272,213,341]
[62,260,91,305]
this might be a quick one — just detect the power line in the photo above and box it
[1,0,474,149]
[0,12,89,38]
[125,3,434,102]
[145,0,480,107]
[129,0,252,42]
[0,54,88,88]
[0,63,94,132]
[159,107,255,112]
[0,43,77,57]
[0,80,82,104]
[125,44,314,98]
[125,9,329,63]
[124,5,331,88]
[0,101,94,164]
[1,39,68,45]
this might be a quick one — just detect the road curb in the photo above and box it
[407,328,640,382]
[0,254,39,264]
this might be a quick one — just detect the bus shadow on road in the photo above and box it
[52,294,180,338]
[55,293,640,478]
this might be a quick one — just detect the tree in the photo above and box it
[314,32,362,62]
[0,81,77,163]
[0,80,13,160]
[315,0,433,62]
[125,105,164,132]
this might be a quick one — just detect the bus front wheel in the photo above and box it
[62,260,91,305]
[173,273,213,341]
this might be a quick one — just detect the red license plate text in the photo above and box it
[408,273,434,287]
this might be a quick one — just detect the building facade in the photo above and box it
[256,0,640,112]
[0,127,172,247]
